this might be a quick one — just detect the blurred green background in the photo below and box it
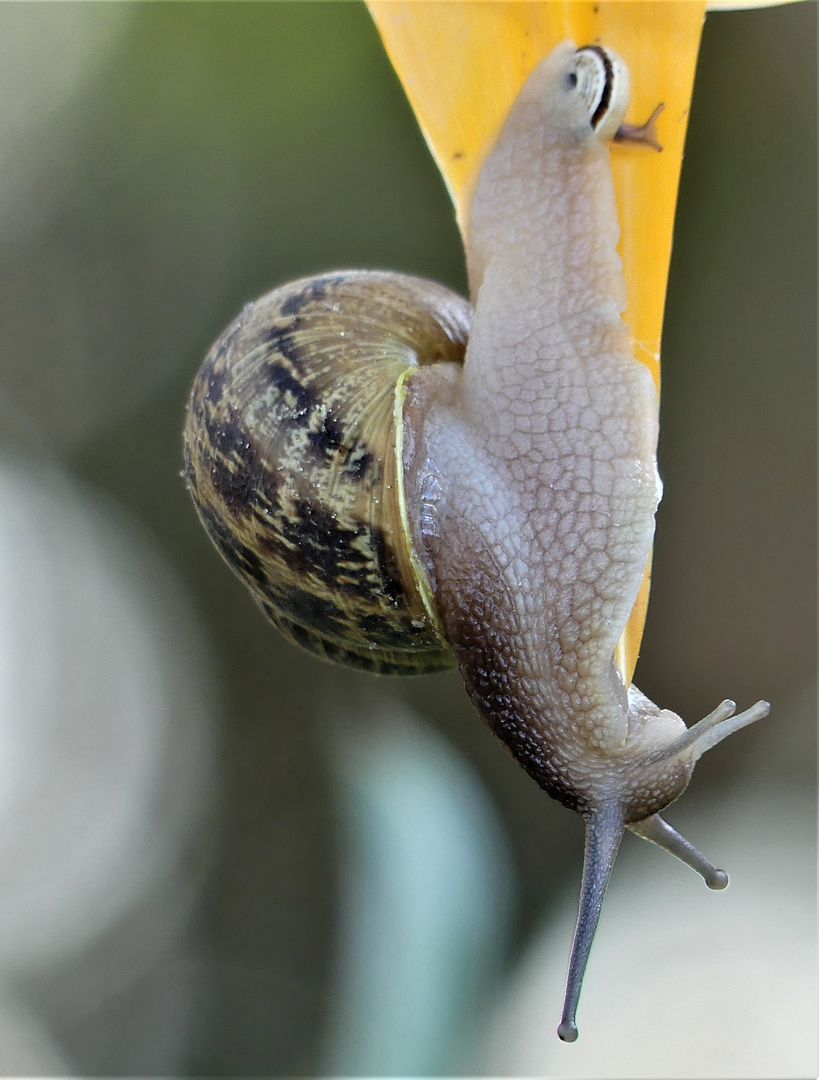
[0,2,814,1075]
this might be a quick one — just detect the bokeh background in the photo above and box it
[0,2,815,1076]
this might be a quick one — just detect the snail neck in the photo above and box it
[411,50,663,767]
[463,123,632,434]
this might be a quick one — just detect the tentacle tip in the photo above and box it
[687,697,771,761]
[558,1019,579,1043]
[707,868,729,890]
[614,102,665,151]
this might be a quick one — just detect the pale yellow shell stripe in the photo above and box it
[392,363,444,634]
[366,1,709,686]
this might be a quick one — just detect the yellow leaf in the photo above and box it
[367,1,709,685]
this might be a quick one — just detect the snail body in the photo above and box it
[184,41,768,1041]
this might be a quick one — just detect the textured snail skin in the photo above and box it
[402,42,751,817]
[406,40,670,813]
[184,40,769,1041]
[403,42,768,1040]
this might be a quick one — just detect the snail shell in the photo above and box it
[183,270,470,674]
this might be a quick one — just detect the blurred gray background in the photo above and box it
[0,2,814,1076]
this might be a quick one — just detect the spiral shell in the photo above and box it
[183,270,471,674]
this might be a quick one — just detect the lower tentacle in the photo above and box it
[628,812,728,889]
[558,803,625,1042]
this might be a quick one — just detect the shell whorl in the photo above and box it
[183,270,471,674]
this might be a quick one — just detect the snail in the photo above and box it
[183,41,769,1041]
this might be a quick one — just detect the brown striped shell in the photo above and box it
[183,270,471,674]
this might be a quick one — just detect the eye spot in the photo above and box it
[567,71,578,89]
